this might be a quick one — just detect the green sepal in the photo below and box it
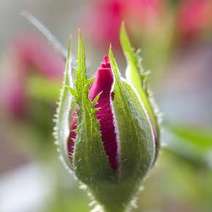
[120,23,147,90]
[109,47,155,181]
[120,23,160,162]
[93,48,156,211]
[72,34,115,185]
[54,39,74,169]
[164,123,212,169]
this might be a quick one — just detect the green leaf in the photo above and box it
[54,39,74,169]
[163,123,212,169]
[166,124,212,152]
[120,23,160,162]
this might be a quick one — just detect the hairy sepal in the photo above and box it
[120,23,160,162]
[72,34,115,185]
[97,48,155,211]
[109,48,155,181]
[54,40,74,169]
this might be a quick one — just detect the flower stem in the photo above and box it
[103,204,128,212]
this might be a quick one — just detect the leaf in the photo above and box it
[163,123,212,169]
[166,124,212,152]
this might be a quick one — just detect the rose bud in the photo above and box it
[55,27,160,212]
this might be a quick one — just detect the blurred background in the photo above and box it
[0,0,212,211]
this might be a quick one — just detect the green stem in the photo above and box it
[89,183,135,212]
[103,204,127,212]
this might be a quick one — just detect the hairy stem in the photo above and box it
[102,203,129,212]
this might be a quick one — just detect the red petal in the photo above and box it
[89,56,118,170]
[67,111,78,159]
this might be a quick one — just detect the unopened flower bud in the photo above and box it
[55,26,160,212]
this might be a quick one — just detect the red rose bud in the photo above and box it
[55,29,160,212]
